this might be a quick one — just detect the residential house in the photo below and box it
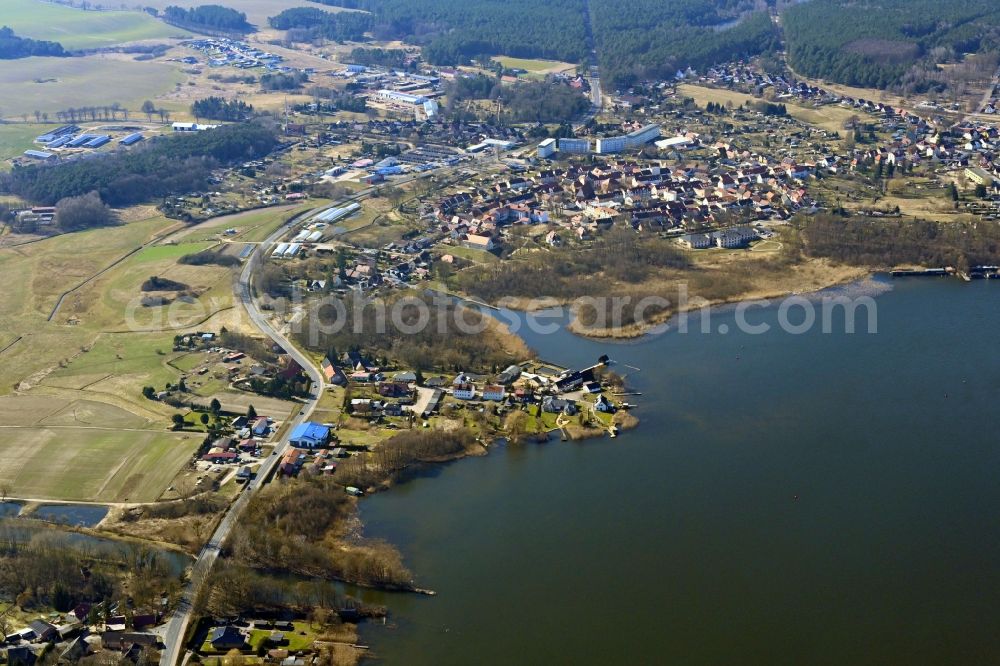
[321,357,346,385]
[462,234,497,251]
[593,394,614,413]
[5,647,36,666]
[209,627,245,651]
[482,385,505,401]
[27,622,56,643]
[542,396,577,415]
[251,417,270,436]
[453,383,476,400]
[377,382,412,399]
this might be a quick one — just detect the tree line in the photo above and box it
[0,26,66,59]
[191,96,253,121]
[445,74,590,123]
[591,1,780,90]
[795,213,1000,269]
[268,7,373,42]
[347,46,409,68]
[162,4,253,32]
[306,0,589,65]
[783,0,1000,91]
[2,123,279,206]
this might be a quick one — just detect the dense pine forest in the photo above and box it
[268,7,374,42]
[301,0,778,88]
[591,0,779,89]
[162,4,253,33]
[306,0,589,65]
[783,0,1000,91]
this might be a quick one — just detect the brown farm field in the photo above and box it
[0,55,184,119]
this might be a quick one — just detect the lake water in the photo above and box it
[0,502,21,518]
[33,504,109,527]
[359,278,1000,665]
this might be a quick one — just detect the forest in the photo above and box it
[268,7,373,42]
[445,75,590,123]
[0,524,180,618]
[261,71,309,90]
[162,4,253,32]
[347,47,409,68]
[2,123,278,206]
[783,0,1000,90]
[307,0,589,65]
[590,0,780,89]
[0,26,66,59]
[191,96,253,121]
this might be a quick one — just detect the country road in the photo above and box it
[157,147,508,666]
[158,205,327,666]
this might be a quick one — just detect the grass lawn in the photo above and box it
[2,0,189,49]
[0,208,263,504]
[167,203,322,243]
[248,623,317,651]
[494,55,577,75]
[0,55,184,118]
[0,123,51,167]
[199,621,317,654]
[0,426,200,502]
[132,242,215,264]
[441,245,501,264]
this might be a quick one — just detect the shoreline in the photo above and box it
[567,265,875,340]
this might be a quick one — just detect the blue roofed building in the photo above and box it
[288,422,330,449]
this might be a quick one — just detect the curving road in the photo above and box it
[158,206,327,666]
[159,150,505,666]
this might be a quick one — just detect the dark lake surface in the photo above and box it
[33,504,109,527]
[0,502,21,518]
[358,278,1000,665]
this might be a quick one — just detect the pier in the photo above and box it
[890,267,953,277]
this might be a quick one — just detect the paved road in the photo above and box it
[158,207,327,666]
[158,150,506,666]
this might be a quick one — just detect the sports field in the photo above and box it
[0,55,183,118]
[2,0,189,50]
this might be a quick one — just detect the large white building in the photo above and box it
[595,136,627,154]
[596,124,660,154]
[537,138,556,158]
[557,137,591,154]
[375,89,429,106]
